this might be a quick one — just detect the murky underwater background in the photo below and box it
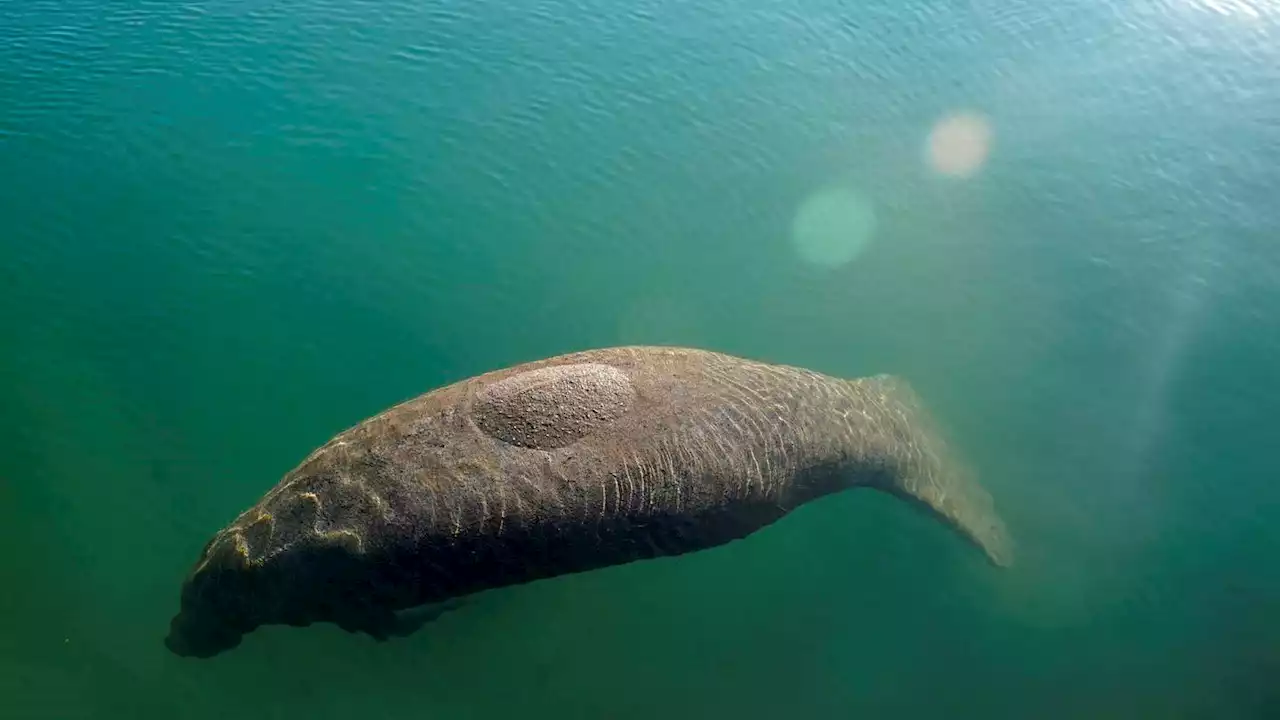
[2,0,1279,717]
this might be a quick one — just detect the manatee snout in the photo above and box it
[165,515,404,658]
[164,534,262,659]
[165,608,245,659]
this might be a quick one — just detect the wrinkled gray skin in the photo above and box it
[165,346,1011,658]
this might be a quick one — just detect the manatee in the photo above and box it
[165,345,1012,658]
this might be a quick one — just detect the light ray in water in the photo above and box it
[1123,236,1221,484]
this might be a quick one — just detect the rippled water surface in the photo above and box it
[2,0,1279,717]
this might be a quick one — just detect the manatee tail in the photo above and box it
[860,375,1014,568]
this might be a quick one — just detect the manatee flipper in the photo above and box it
[387,599,467,638]
[330,599,465,642]
[858,375,1013,567]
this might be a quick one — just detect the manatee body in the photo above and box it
[165,345,1012,658]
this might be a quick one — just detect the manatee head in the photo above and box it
[165,470,401,658]
[164,532,260,658]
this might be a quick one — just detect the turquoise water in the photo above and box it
[2,0,1279,716]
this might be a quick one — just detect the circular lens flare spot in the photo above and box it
[789,186,877,269]
[927,111,993,178]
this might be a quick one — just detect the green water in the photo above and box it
[3,0,1279,717]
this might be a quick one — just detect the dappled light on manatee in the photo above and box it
[788,186,878,269]
[926,111,992,178]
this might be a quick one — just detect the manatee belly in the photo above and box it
[386,493,790,608]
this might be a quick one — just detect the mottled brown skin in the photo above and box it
[165,346,1012,658]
